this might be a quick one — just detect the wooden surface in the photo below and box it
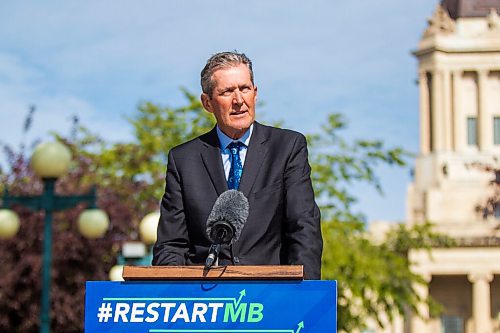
[122,265,304,281]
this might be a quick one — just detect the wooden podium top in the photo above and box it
[122,265,304,281]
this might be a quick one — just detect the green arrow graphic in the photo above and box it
[296,321,304,333]
[235,289,246,306]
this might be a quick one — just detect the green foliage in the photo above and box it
[322,221,414,330]
[0,94,215,332]
[322,220,453,331]
[385,221,456,256]
[305,114,453,331]
[466,162,500,219]
[308,113,407,222]
[103,89,213,199]
[0,89,453,332]
[0,135,132,332]
[68,90,216,218]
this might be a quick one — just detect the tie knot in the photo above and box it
[227,141,244,154]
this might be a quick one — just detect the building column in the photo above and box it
[419,71,430,154]
[411,273,431,333]
[477,69,491,151]
[451,70,462,151]
[442,70,452,151]
[468,272,493,333]
[432,70,444,151]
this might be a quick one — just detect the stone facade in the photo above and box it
[406,2,500,333]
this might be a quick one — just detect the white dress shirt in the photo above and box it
[216,123,254,180]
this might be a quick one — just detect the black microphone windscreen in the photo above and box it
[206,190,249,243]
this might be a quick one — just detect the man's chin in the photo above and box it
[222,120,253,139]
[240,122,254,131]
[231,117,253,129]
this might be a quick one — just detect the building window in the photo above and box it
[494,117,500,145]
[441,315,464,333]
[467,117,477,146]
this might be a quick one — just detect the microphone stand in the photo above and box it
[205,243,220,269]
[205,228,227,269]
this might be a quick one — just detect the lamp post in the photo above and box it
[0,141,109,333]
[109,211,159,281]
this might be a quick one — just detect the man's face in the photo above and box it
[201,64,257,139]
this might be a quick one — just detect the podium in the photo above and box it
[84,265,337,332]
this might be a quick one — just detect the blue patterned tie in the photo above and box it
[227,141,244,190]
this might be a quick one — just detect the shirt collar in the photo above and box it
[216,123,253,150]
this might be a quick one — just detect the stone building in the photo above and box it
[406,1,500,332]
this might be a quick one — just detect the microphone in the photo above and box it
[205,190,249,269]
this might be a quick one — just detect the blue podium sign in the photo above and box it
[85,280,336,333]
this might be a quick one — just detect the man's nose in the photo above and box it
[233,90,244,105]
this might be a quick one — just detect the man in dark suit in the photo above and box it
[153,52,322,279]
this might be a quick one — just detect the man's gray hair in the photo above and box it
[201,51,254,96]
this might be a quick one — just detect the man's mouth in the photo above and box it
[231,110,247,116]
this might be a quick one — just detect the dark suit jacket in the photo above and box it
[152,122,323,279]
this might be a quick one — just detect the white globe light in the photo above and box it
[109,265,124,281]
[78,209,109,239]
[30,141,72,178]
[139,211,160,245]
[0,209,20,239]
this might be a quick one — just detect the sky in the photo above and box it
[0,0,438,223]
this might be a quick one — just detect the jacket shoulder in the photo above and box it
[257,123,307,143]
[168,129,216,156]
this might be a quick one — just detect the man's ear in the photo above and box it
[201,93,213,113]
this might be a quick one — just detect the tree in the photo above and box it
[0,117,133,332]
[74,89,215,216]
[467,161,500,219]
[0,94,214,332]
[308,114,453,331]
[1,90,449,332]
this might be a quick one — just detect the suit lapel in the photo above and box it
[200,127,227,196]
[239,122,269,198]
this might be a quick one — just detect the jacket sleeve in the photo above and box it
[152,149,189,265]
[283,133,323,279]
